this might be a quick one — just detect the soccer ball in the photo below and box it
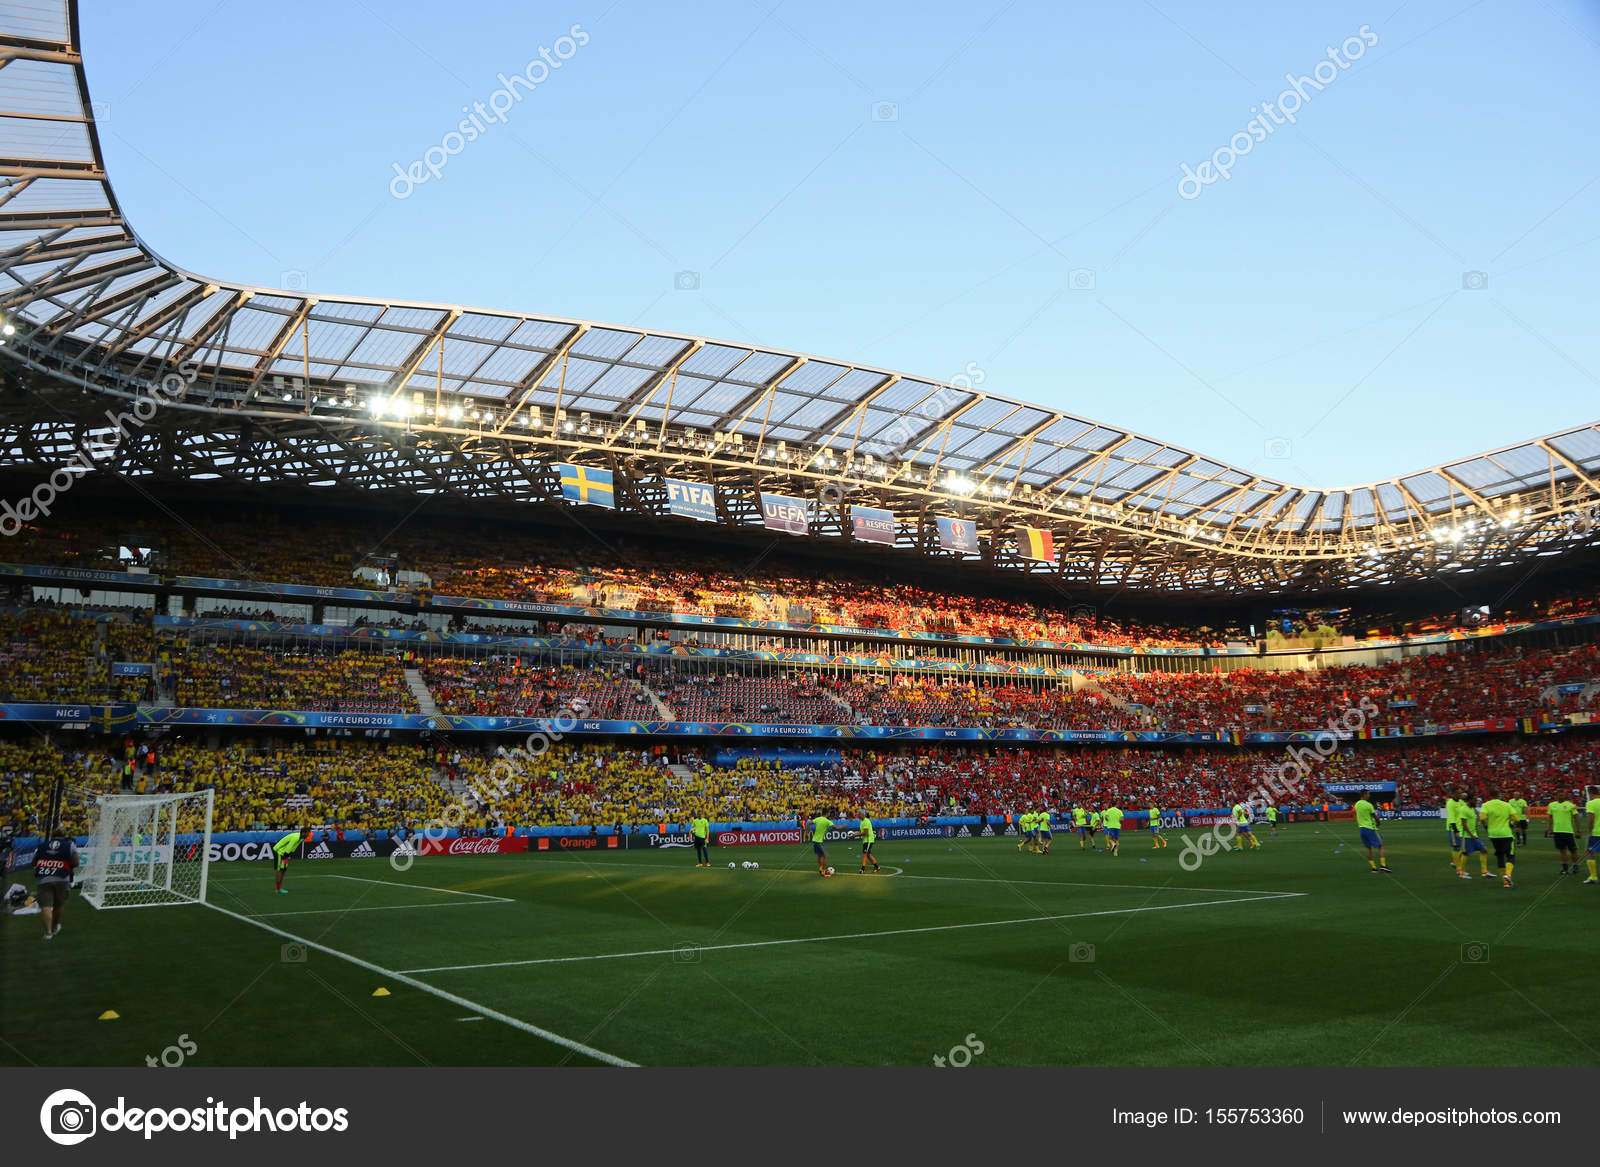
[751,862,759,870]
[741,861,752,869]
[728,861,735,868]
[826,866,835,875]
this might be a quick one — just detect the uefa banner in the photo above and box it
[760,493,809,535]
[936,515,979,553]
[850,505,897,545]
[665,477,717,521]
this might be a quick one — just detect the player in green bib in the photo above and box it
[1231,800,1260,851]
[1547,794,1579,875]
[1017,810,1034,853]
[858,814,880,874]
[1455,792,1489,879]
[1038,809,1053,854]
[1087,810,1102,851]
[1148,805,1167,849]
[1101,805,1124,856]
[811,813,834,877]
[1353,795,1390,873]
[1265,804,1278,836]
[272,825,309,894]
[1073,806,1089,850]
[1479,790,1516,888]
[690,815,711,866]
[1509,796,1530,846]
[1444,794,1462,868]
[1585,792,1600,883]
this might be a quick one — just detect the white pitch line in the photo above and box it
[529,856,1283,897]
[402,891,1305,975]
[316,873,513,902]
[204,902,637,1068]
[253,900,508,918]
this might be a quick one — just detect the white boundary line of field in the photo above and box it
[253,900,509,918]
[528,856,1285,897]
[318,874,514,902]
[210,873,514,917]
[203,902,637,1068]
[401,890,1305,975]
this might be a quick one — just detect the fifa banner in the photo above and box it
[936,515,979,554]
[557,463,615,508]
[760,493,809,535]
[850,505,897,545]
[665,477,717,521]
[1017,526,1055,562]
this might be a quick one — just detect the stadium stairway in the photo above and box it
[820,688,856,720]
[1074,673,1150,726]
[403,668,439,717]
[630,678,674,720]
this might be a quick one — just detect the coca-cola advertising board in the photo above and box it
[417,836,531,856]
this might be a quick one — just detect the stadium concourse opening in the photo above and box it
[0,0,1596,1107]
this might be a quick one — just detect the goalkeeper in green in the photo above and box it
[273,825,310,894]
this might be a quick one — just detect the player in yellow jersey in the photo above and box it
[1479,789,1517,889]
[1101,805,1124,856]
[1353,794,1391,873]
[1455,789,1490,879]
[1444,793,1462,870]
[1148,805,1167,848]
[1546,793,1579,876]
[1584,787,1600,884]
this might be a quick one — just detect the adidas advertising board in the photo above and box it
[206,839,403,862]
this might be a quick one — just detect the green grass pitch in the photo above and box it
[2,820,1593,1067]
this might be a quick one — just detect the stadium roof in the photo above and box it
[0,0,1597,595]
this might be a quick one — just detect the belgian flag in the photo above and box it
[1017,526,1055,562]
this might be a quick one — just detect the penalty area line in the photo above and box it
[403,890,1306,975]
[203,902,637,1068]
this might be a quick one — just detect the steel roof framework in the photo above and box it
[0,0,1597,595]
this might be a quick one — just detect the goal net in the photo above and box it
[79,789,215,910]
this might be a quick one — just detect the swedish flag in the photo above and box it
[558,463,615,508]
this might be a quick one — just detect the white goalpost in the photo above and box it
[78,789,215,910]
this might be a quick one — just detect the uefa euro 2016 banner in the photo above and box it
[665,477,716,521]
[761,493,808,535]
[936,515,979,553]
[850,505,897,545]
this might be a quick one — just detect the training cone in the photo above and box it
[371,988,391,998]
[98,1009,119,1021]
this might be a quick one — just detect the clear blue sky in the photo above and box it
[80,0,1600,487]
